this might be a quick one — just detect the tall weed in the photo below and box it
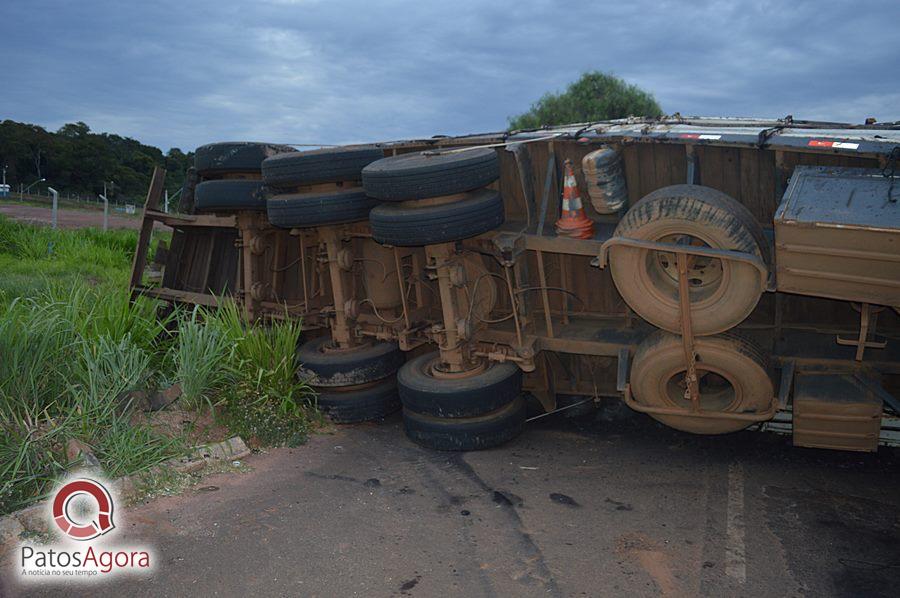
[0,298,76,420]
[202,299,315,445]
[170,307,234,411]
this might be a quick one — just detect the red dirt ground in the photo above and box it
[0,203,147,230]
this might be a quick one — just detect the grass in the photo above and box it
[0,287,184,514]
[0,215,315,516]
[171,308,235,411]
[168,299,316,446]
[0,214,168,299]
[202,300,316,446]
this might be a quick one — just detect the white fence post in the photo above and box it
[99,194,109,231]
[48,187,59,229]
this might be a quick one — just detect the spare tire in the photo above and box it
[194,142,295,175]
[195,180,266,211]
[362,147,499,201]
[267,189,378,228]
[262,147,384,189]
[369,189,504,246]
[630,330,774,434]
[609,184,767,335]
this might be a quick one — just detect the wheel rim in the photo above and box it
[319,340,372,355]
[637,228,730,310]
[657,363,742,413]
[424,355,487,380]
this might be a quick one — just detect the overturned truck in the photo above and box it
[131,116,900,452]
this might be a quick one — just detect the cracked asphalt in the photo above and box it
[6,406,900,597]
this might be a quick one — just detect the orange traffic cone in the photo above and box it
[555,159,594,239]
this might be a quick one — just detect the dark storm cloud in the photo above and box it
[1,0,897,151]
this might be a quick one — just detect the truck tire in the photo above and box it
[369,189,504,246]
[262,147,385,189]
[362,147,499,201]
[194,180,266,211]
[316,377,400,423]
[397,352,522,418]
[403,397,526,451]
[296,338,404,387]
[267,189,378,228]
[610,184,767,335]
[194,142,294,176]
[630,330,774,434]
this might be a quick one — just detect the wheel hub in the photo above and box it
[655,234,723,289]
[665,367,738,412]
[429,357,487,380]
[320,340,370,355]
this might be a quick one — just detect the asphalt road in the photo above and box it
[6,406,900,597]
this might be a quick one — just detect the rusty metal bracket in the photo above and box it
[623,384,779,422]
[319,226,355,348]
[836,303,888,361]
[595,235,773,291]
[611,238,776,420]
[616,347,630,393]
[491,230,526,266]
[536,145,558,235]
[676,252,701,409]
[853,373,900,414]
[506,142,537,230]
[778,360,796,409]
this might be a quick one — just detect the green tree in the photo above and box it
[508,71,663,130]
[0,120,194,204]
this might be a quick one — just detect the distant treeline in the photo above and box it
[0,120,191,203]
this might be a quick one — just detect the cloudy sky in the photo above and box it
[2,0,898,152]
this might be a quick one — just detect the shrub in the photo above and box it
[205,300,316,445]
[508,71,663,130]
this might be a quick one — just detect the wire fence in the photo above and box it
[0,189,142,213]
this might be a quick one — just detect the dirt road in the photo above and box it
[0,203,144,230]
[6,410,900,597]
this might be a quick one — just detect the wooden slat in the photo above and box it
[697,146,723,190]
[162,229,186,289]
[145,210,236,228]
[719,147,742,201]
[636,144,657,198]
[621,144,642,204]
[653,143,674,189]
[757,149,778,222]
[739,148,762,220]
[129,167,166,289]
[667,143,688,185]
[133,285,220,307]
